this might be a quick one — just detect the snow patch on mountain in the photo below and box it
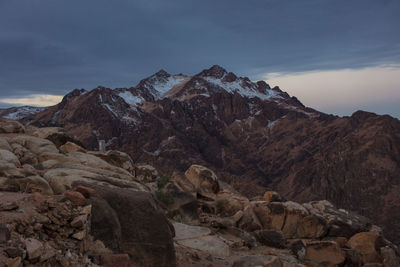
[2,106,45,120]
[117,91,144,106]
[203,77,281,100]
[144,75,187,98]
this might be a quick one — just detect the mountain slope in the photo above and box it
[18,65,400,243]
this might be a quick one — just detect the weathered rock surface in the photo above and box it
[184,164,220,200]
[87,185,176,266]
[173,222,230,257]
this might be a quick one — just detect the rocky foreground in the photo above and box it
[0,118,399,267]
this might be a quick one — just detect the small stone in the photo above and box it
[30,192,46,204]
[64,191,86,206]
[25,225,34,236]
[5,247,24,258]
[7,257,21,267]
[73,186,95,198]
[72,230,86,240]
[33,223,42,231]
[80,204,92,215]
[263,191,282,203]
[0,202,18,211]
[48,212,61,225]
[101,254,131,267]
[70,215,87,228]
[0,224,10,243]
[25,238,43,260]
[290,240,306,261]
[40,243,57,262]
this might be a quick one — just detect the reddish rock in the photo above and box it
[70,214,87,228]
[101,254,131,267]
[25,238,43,260]
[30,192,46,205]
[64,191,86,206]
[73,185,95,198]
[0,224,10,243]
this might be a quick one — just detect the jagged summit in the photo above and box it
[197,64,228,78]
[119,65,284,103]
[154,69,170,78]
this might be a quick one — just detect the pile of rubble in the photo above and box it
[0,187,131,266]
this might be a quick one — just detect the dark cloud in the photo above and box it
[0,0,399,99]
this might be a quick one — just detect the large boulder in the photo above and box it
[0,160,25,178]
[32,127,84,148]
[281,201,309,238]
[161,182,198,223]
[43,168,147,194]
[264,191,282,203]
[6,176,53,195]
[304,241,345,266]
[252,201,310,238]
[0,138,12,151]
[10,135,59,155]
[84,185,176,267]
[238,203,262,232]
[252,201,284,230]
[88,150,135,174]
[0,119,25,133]
[133,164,160,182]
[254,229,286,248]
[59,141,87,153]
[303,200,371,238]
[347,232,383,264]
[215,190,247,217]
[0,149,20,167]
[296,214,327,239]
[10,143,38,165]
[184,165,220,200]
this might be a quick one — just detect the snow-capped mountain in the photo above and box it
[8,65,400,244]
[0,106,45,120]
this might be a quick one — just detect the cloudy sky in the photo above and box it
[0,0,399,118]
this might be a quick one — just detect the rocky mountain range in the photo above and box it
[4,65,400,245]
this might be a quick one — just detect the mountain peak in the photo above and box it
[197,65,228,79]
[154,69,170,78]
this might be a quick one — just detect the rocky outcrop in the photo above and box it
[165,165,400,267]
[0,122,176,266]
